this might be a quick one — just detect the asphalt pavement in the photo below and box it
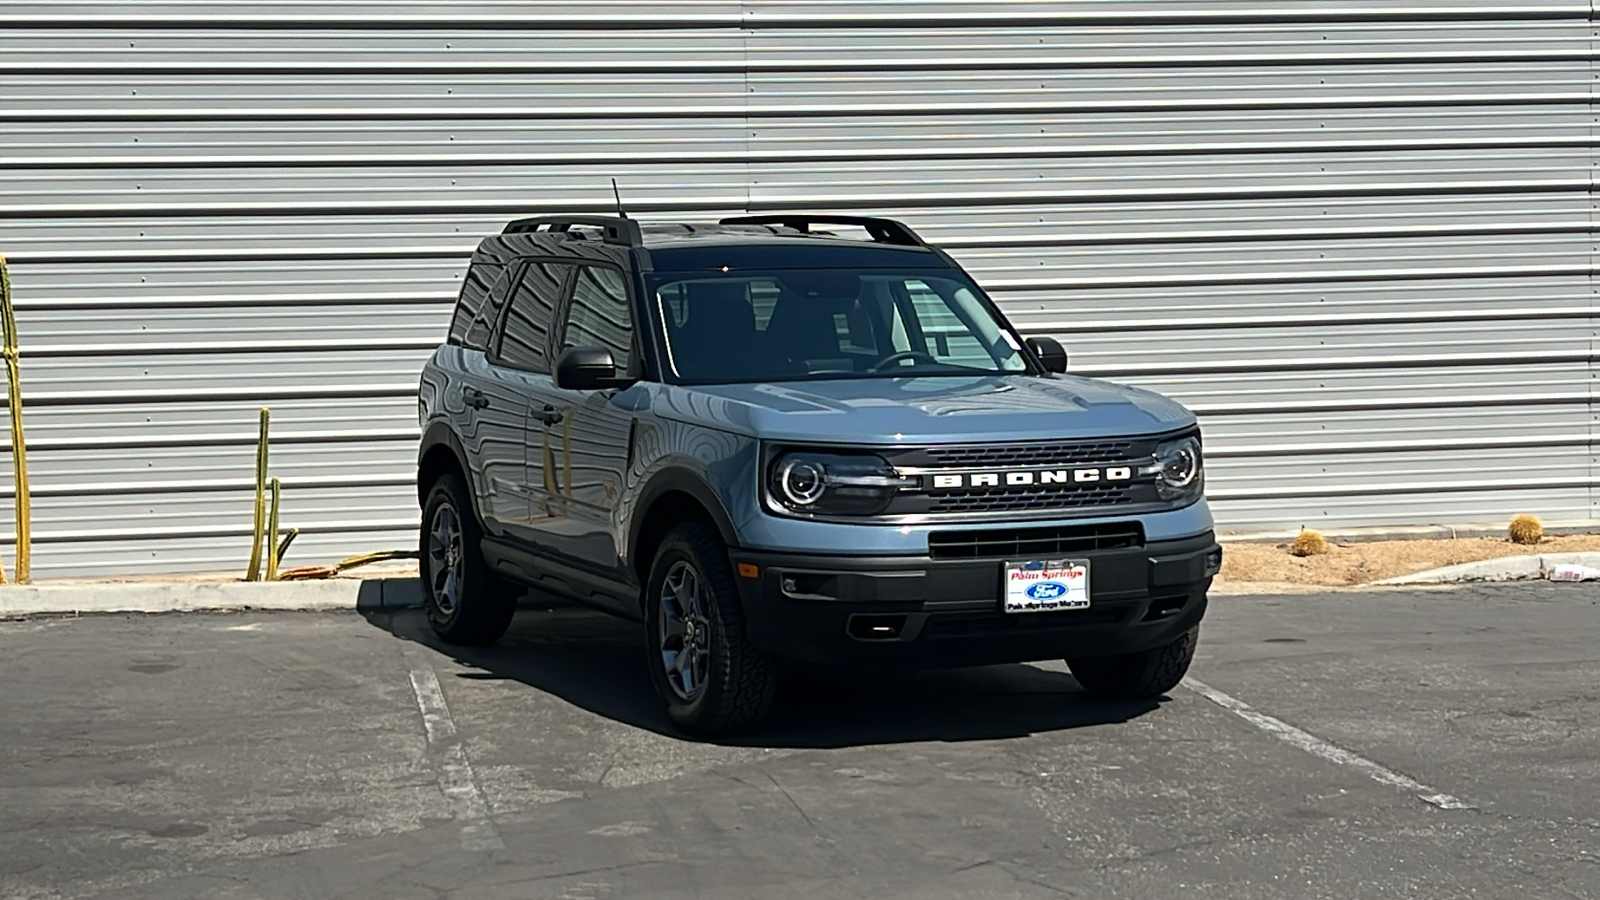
[1,582,1596,899]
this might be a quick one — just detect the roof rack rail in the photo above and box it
[502,215,643,247]
[719,215,926,247]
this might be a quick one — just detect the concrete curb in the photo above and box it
[1220,523,1599,544]
[0,577,423,616]
[1375,552,1600,585]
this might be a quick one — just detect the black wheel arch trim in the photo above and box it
[627,468,742,575]
[417,421,470,503]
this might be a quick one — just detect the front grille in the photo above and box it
[922,441,1134,469]
[930,482,1134,514]
[928,521,1145,560]
[873,431,1187,519]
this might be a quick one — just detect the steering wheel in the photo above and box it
[871,350,940,372]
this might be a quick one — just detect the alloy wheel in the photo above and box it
[659,560,712,701]
[427,502,463,615]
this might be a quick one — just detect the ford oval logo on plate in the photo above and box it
[1026,582,1067,601]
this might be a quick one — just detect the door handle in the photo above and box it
[461,387,490,410]
[536,404,564,426]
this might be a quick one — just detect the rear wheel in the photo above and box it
[420,472,519,645]
[1066,628,1198,700]
[644,521,776,736]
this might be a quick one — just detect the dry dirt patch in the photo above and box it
[1218,534,1600,587]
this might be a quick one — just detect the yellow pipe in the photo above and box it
[266,477,282,581]
[246,407,269,581]
[0,254,30,583]
[334,549,417,572]
[277,548,418,581]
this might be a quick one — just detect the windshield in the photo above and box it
[650,269,1031,384]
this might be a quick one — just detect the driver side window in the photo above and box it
[560,265,634,372]
[837,283,913,357]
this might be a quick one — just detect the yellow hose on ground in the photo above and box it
[0,254,31,583]
[334,549,417,571]
[277,549,418,582]
[245,407,269,581]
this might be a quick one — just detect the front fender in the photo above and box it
[625,466,742,574]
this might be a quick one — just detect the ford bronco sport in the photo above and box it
[417,214,1220,735]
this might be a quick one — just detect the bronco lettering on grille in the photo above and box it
[926,467,1134,489]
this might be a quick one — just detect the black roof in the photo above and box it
[504,214,925,246]
[467,212,953,269]
[476,214,950,271]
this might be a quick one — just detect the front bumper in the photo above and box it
[729,531,1220,669]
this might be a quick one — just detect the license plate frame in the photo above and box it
[1002,559,1091,613]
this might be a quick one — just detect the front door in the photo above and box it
[530,262,642,604]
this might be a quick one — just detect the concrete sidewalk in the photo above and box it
[0,577,423,616]
[4,551,1594,618]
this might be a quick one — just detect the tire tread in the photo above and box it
[1067,628,1197,700]
[650,521,776,735]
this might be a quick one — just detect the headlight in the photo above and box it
[768,451,900,516]
[1154,435,1203,501]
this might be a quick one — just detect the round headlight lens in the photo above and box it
[1154,436,1203,499]
[779,458,826,506]
[768,451,899,516]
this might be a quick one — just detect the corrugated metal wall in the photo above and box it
[1,1,1595,577]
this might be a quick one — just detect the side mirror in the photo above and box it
[554,347,635,390]
[1025,336,1068,374]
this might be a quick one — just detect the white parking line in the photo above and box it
[1183,677,1475,810]
[409,668,506,851]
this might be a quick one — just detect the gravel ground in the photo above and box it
[1219,533,1600,586]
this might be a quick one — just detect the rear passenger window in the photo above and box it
[496,260,572,373]
[448,262,502,349]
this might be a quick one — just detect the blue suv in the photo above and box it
[417,214,1220,735]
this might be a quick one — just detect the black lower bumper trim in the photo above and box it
[730,532,1219,669]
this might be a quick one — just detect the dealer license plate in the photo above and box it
[1003,560,1090,613]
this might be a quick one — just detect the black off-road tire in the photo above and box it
[1066,628,1198,700]
[644,521,777,736]
[420,472,519,646]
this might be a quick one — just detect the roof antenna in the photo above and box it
[611,178,629,219]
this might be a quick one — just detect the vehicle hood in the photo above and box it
[650,374,1195,445]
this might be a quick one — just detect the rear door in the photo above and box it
[448,261,526,534]
[479,258,572,543]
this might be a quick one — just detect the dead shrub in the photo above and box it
[1508,514,1544,546]
[1290,528,1331,557]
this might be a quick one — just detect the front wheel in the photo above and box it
[644,522,776,736]
[1066,628,1198,700]
[420,472,519,646]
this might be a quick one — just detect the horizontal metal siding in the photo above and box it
[0,3,1594,576]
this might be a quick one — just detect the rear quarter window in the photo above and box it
[463,264,517,351]
[448,262,504,350]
